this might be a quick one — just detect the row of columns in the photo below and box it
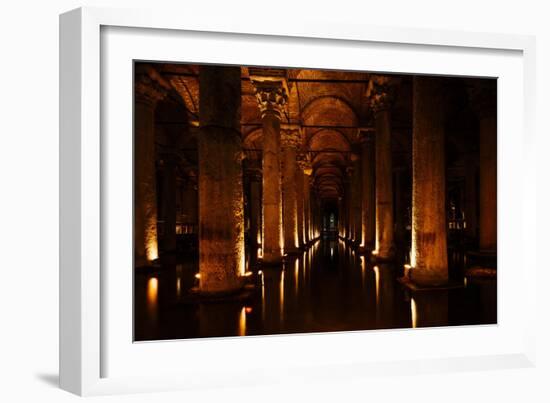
[338,75,496,287]
[134,66,496,292]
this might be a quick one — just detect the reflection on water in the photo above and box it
[135,240,497,341]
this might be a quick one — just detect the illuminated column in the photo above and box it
[410,76,448,286]
[473,82,497,253]
[134,66,168,267]
[281,126,301,255]
[198,65,245,293]
[343,169,352,240]
[368,76,395,260]
[252,79,288,264]
[247,168,262,250]
[351,151,362,245]
[359,130,376,251]
[303,166,313,244]
[296,152,306,248]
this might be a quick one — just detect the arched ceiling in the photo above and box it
[146,63,411,203]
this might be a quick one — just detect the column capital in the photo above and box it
[280,125,302,149]
[297,152,313,175]
[366,75,399,113]
[250,79,288,119]
[135,66,171,107]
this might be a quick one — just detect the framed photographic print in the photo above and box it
[60,6,537,396]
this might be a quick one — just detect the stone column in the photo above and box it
[303,167,313,244]
[160,153,178,253]
[367,76,395,260]
[296,152,307,248]
[198,65,245,293]
[343,169,352,241]
[351,151,362,245]
[464,152,478,242]
[134,66,168,267]
[474,82,497,253]
[281,127,301,255]
[359,130,376,251]
[253,79,288,264]
[247,168,262,249]
[410,76,448,286]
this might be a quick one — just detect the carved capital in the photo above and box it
[252,80,288,119]
[280,127,301,149]
[366,75,398,113]
[297,152,313,176]
[135,66,170,107]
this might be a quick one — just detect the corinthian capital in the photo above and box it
[280,124,302,149]
[366,75,398,113]
[135,66,170,107]
[297,152,312,176]
[252,80,288,119]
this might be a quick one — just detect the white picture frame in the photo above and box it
[60,6,537,396]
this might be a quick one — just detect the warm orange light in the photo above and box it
[147,277,158,305]
[146,239,159,262]
[244,271,253,277]
[411,298,418,328]
[245,306,253,314]
[238,307,246,336]
[194,273,201,280]
[373,266,380,305]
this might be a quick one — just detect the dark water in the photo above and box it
[134,240,496,341]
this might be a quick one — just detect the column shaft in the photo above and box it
[374,109,394,258]
[282,133,299,254]
[352,156,362,244]
[295,168,305,248]
[134,69,166,267]
[262,113,283,264]
[410,76,448,286]
[360,134,376,249]
[160,156,178,253]
[198,66,244,293]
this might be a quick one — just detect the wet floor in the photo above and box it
[134,240,496,341]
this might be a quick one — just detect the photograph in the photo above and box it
[133,62,497,341]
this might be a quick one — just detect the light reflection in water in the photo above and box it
[135,240,496,341]
[411,297,418,328]
[147,277,158,305]
[373,266,380,305]
[360,256,366,287]
[294,259,300,296]
[238,307,246,336]
[146,277,158,322]
[280,270,285,325]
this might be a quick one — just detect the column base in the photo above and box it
[134,258,162,272]
[465,249,497,269]
[398,275,463,292]
[464,266,497,278]
[370,253,395,263]
[261,258,284,267]
[186,283,255,302]
[284,248,302,256]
